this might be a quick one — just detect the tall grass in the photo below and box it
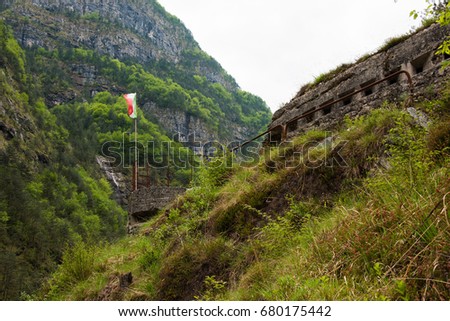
[226,106,450,300]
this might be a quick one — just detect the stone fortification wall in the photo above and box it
[128,186,185,226]
[269,24,450,141]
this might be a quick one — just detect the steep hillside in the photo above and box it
[0,0,271,142]
[40,78,450,300]
[0,18,205,299]
[0,1,272,300]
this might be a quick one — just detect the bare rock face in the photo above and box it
[17,0,190,62]
[143,102,251,145]
[269,24,450,141]
[96,155,129,206]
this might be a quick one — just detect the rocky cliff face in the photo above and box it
[143,101,250,145]
[1,0,256,145]
[6,0,184,60]
[2,0,236,90]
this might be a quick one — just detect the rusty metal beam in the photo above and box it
[132,163,138,191]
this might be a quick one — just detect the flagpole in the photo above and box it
[134,117,138,191]
[124,93,138,191]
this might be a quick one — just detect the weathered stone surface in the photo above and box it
[407,107,430,128]
[270,24,450,140]
[143,101,251,146]
[128,186,185,226]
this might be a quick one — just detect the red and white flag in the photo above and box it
[123,93,137,119]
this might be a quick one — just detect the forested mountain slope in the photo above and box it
[0,0,272,300]
[0,0,271,143]
[0,21,128,300]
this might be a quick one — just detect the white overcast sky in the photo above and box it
[157,0,429,112]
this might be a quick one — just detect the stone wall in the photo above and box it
[269,24,450,141]
[128,186,185,226]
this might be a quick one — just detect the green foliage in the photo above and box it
[379,34,411,51]
[236,97,448,300]
[0,28,128,300]
[197,153,235,188]
[82,12,101,22]
[0,159,127,299]
[195,276,227,301]
[313,63,352,86]
[52,91,195,185]
[0,21,26,81]
[427,118,450,157]
[46,242,99,298]
[412,1,450,62]
[394,280,410,301]
[139,247,160,272]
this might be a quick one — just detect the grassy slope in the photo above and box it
[41,85,450,301]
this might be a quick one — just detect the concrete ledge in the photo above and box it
[270,24,450,140]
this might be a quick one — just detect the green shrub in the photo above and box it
[46,242,99,299]
[194,275,227,301]
[427,118,450,156]
[139,247,160,272]
[157,237,234,300]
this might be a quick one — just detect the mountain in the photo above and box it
[0,0,272,300]
[0,0,271,143]
[40,72,450,301]
[5,1,447,303]
[32,22,450,301]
